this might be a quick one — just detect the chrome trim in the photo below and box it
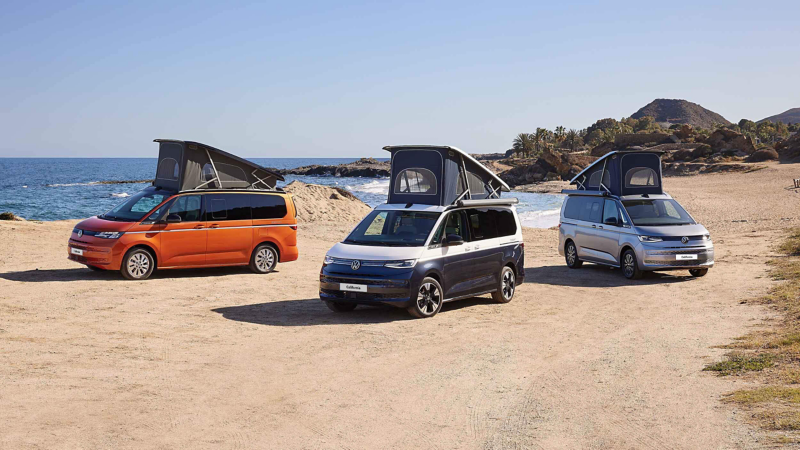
[125,224,297,234]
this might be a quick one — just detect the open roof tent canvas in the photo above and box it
[153,140,284,192]
[569,151,663,197]
[383,145,511,206]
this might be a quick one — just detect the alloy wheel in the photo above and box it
[417,282,441,316]
[127,253,150,279]
[255,248,275,272]
[502,270,515,300]
[624,253,635,278]
[567,244,577,266]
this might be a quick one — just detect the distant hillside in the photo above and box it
[631,99,731,129]
[758,108,800,124]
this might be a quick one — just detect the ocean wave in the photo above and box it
[346,179,390,195]
[518,208,561,229]
[46,181,101,187]
[111,193,130,198]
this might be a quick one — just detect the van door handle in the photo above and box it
[194,225,204,229]
[209,224,219,229]
[591,225,596,228]
[598,226,603,229]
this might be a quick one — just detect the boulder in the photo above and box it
[614,133,671,148]
[704,129,756,154]
[672,150,694,161]
[590,142,615,157]
[747,148,779,162]
[776,133,800,162]
[674,124,695,141]
[690,144,714,160]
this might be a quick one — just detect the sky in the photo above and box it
[1,0,799,158]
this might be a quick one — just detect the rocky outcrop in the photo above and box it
[0,212,25,221]
[703,129,756,155]
[613,133,671,148]
[283,158,390,177]
[631,99,731,128]
[776,133,800,162]
[499,148,597,187]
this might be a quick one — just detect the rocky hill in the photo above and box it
[631,99,731,128]
[758,107,800,125]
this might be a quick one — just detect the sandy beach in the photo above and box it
[1,161,799,449]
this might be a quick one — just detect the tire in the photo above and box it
[250,244,278,274]
[87,265,104,271]
[689,268,708,277]
[621,249,643,280]
[408,277,444,318]
[492,266,516,303]
[121,247,155,280]
[324,301,357,313]
[565,240,583,268]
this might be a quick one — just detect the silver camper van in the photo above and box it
[557,151,713,279]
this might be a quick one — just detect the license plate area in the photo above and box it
[676,254,697,260]
[340,283,367,292]
[70,247,84,256]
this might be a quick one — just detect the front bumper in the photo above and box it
[67,238,122,268]
[319,271,414,308]
[640,244,714,271]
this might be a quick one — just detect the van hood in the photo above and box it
[326,242,425,261]
[633,223,709,237]
[76,216,137,233]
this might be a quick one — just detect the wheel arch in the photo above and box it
[619,244,636,266]
[254,239,282,260]
[125,243,159,268]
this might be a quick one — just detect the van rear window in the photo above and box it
[251,194,287,220]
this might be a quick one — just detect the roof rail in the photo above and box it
[449,198,519,209]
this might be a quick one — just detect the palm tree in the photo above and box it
[554,126,566,143]
[566,129,579,151]
[534,128,549,154]
[512,133,534,158]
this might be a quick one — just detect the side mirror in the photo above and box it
[604,217,618,226]
[166,213,182,223]
[445,234,464,246]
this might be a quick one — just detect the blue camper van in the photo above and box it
[319,145,525,318]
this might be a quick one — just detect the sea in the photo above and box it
[0,158,564,228]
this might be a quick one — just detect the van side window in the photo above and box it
[204,194,251,221]
[602,199,620,225]
[431,212,466,245]
[564,197,602,223]
[467,208,499,241]
[494,208,517,237]
[251,194,287,220]
[169,195,202,222]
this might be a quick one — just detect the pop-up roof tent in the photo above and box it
[383,145,513,206]
[153,140,284,192]
[568,150,663,196]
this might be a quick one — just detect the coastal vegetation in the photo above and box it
[704,228,800,438]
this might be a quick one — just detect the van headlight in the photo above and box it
[96,231,124,239]
[323,255,335,265]
[703,233,711,241]
[384,259,417,269]
[638,235,662,243]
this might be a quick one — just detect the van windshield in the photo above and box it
[622,199,695,226]
[100,188,171,222]
[344,210,441,247]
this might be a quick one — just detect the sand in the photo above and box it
[1,162,799,449]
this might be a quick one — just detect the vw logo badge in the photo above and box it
[681,236,689,244]
[351,260,361,271]
[77,229,83,238]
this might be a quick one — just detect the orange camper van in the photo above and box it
[67,140,298,280]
